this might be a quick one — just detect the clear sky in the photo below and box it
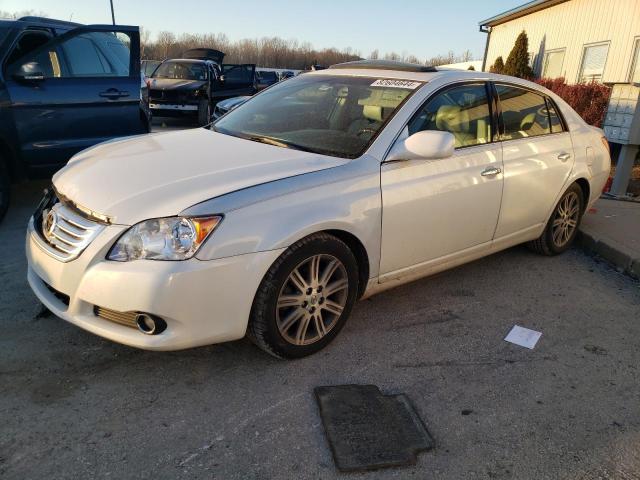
[1,0,526,60]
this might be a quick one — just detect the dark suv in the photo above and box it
[148,48,256,126]
[0,16,146,222]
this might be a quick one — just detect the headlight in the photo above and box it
[107,216,222,261]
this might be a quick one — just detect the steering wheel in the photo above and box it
[356,128,377,138]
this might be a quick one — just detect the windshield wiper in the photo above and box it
[247,135,292,149]
[247,135,320,154]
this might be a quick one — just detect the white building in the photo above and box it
[479,0,640,84]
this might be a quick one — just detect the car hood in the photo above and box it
[218,96,251,110]
[53,128,348,225]
[149,78,206,91]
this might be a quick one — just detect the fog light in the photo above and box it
[135,313,166,335]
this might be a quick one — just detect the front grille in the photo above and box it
[34,201,104,262]
[149,89,188,102]
[94,306,138,329]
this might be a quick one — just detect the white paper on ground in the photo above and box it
[504,325,542,349]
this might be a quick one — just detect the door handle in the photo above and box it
[558,152,571,162]
[99,89,130,99]
[481,166,502,177]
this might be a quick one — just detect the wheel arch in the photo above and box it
[574,177,591,213]
[323,229,370,299]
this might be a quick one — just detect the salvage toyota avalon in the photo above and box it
[26,60,611,358]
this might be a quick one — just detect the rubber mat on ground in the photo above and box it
[315,384,434,471]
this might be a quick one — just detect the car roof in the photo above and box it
[307,62,546,89]
[0,16,81,28]
[162,58,209,64]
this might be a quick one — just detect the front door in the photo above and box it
[215,64,256,100]
[4,25,143,173]
[380,82,503,278]
[492,84,575,238]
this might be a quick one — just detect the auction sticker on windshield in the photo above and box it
[370,79,422,89]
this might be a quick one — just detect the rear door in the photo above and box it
[4,25,144,174]
[215,64,256,100]
[492,83,575,239]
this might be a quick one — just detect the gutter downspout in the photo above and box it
[480,25,491,72]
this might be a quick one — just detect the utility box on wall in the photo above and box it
[603,84,640,145]
[603,83,640,196]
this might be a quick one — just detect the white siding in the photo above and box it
[484,0,640,83]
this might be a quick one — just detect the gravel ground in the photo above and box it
[1,182,639,480]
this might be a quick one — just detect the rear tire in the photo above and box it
[528,183,584,256]
[248,233,359,359]
[197,98,211,126]
[0,158,9,223]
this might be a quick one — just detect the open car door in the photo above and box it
[215,64,257,101]
[4,24,144,175]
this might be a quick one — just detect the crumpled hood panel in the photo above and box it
[53,128,348,225]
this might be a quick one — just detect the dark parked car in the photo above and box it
[211,95,251,120]
[148,48,256,126]
[255,70,278,90]
[141,59,161,79]
[0,16,147,222]
[278,70,295,80]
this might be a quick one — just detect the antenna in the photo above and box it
[110,0,116,25]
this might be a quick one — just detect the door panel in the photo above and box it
[215,64,256,99]
[495,132,574,238]
[4,25,142,172]
[493,84,575,238]
[380,143,503,276]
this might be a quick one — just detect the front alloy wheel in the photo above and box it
[248,233,359,358]
[276,254,348,346]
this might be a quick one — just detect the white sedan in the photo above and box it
[26,61,611,358]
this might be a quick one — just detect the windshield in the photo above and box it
[153,61,208,80]
[214,75,421,158]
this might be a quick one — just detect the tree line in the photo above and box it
[141,30,362,69]
[141,29,476,70]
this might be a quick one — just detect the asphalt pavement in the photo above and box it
[1,172,639,480]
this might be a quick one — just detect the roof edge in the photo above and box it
[479,0,570,27]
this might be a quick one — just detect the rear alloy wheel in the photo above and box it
[528,183,584,256]
[248,233,359,358]
[0,159,9,223]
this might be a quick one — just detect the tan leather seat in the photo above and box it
[348,105,384,138]
[435,105,475,147]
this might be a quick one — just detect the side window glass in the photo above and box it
[408,83,492,149]
[8,30,131,79]
[496,85,551,140]
[223,65,253,83]
[546,99,565,133]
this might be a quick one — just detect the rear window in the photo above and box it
[496,85,552,140]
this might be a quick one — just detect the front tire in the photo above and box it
[197,98,211,126]
[528,183,584,256]
[248,233,359,359]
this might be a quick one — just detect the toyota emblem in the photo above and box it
[42,209,58,241]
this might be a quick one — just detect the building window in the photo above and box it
[542,49,565,79]
[630,37,640,84]
[578,42,609,83]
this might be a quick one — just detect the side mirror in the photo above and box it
[13,62,45,82]
[219,74,226,83]
[386,130,455,161]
